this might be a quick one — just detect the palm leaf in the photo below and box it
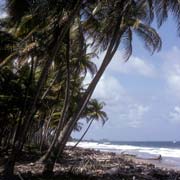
[120,27,133,62]
[134,23,161,53]
[153,0,168,27]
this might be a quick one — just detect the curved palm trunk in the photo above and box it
[40,1,132,175]
[41,71,59,99]
[12,56,35,147]
[40,109,55,151]
[18,0,81,151]
[40,30,72,176]
[17,0,81,150]
[41,13,126,174]
[72,119,94,149]
[40,29,71,163]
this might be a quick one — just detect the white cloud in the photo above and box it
[167,68,180,94]
[163,46,180,61]
[126,104,149,128]
[90,73,149,128]
[82,50,154,130]
[169,106,180,124]
[94,50,156,77]
[83,73,128,105]
[162,46,180,98]
[94,75,126,103]
[93,74,127,105]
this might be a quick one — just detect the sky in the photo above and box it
[73,16,180,141]
[1,1,180,141]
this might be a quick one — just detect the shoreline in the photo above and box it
[122,154,180,172]
[1,146,180,179]
[67,141,180,171]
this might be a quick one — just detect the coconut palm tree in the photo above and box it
[2,0,104,175]
[40,0,162,174]
[53,0,161,153]
[2,0,83,177]
[73,99,108,148]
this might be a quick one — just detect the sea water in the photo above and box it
[67,141,180,170]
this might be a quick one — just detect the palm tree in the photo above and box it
[52,0,161,154]
[73,99,108,148]
[40,0,162,174]
[2,0,83,177]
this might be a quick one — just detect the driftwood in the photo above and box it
[136,155,162,161]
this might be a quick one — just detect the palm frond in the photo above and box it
[153,0,168,27]
[168,0,180,35]
[134,23,162,53]
[120,27,132,62]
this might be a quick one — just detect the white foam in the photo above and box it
[67,141,180,158]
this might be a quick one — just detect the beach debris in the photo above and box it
[1,147,180,180]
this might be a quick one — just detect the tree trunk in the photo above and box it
[41,1,131,174]
[40,113,52,152]
[18,0,82,151]
[4,2,82,176]
[3,149,16,179]
[41,23,123,175]
[40,29,71,163]
[72,119,94,148]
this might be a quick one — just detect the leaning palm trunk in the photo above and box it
[40,109,55,151]
[40,30,71,164]
[72,119,94,149]
[41,12,125,173]
[17,0,81,151]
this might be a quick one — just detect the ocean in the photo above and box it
[67,141,180,170]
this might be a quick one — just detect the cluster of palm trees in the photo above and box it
[0,0,180,178]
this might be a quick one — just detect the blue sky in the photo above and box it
[73,16,180,141]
